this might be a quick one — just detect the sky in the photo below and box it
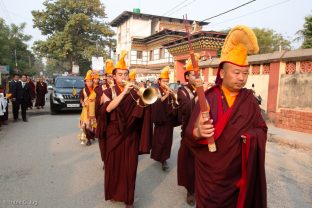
[0,0,311,49]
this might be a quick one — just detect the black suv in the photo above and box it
[50,76,84,114]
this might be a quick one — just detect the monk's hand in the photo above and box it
[123,83,133,94]
[194,117,214,139]
[84,100,89,106]
[160,89,170,102]
[194,78,203,88]
[241,135,247,144]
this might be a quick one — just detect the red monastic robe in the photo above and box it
[151,87,177,163]
[100,85,152,205]
[35,81,47,107]
[95,84,107,162]
[184,85,267,208]
[177,84,197,194]
[27,80,36,108]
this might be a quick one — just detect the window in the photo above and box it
[159,48,165,59]
[137,51,143,59]
[149,50,154,61]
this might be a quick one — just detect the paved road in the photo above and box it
[0,110,311,208]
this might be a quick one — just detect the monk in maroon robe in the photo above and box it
[95,60,115,169]
[151,66,177,171]
[95,83,106,165]
[100,53,152,208]
[176,56,199,206]
[93,71,106,166]
[184,26,267,208]
[35,77,47,109]
[27,76,36,109]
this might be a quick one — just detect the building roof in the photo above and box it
[110,11,209,27]
[162,31,227,56]
[163,31,227,47]
[132,29,186,44]
[281,48,312,61]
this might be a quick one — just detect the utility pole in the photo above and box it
[29,56,31,68]
[14,49,18,68]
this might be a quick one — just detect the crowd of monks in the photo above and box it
[79,25,267,208]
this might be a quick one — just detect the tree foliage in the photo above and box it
[32,0,115,74]
[0,18,42,75]
[295,14,312,49]
[219,27,291,54]
[252,28,291,53]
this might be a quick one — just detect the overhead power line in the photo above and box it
[162,0,191,16]
[166,0,197,17]
[208,0,291,27]
[201,0,256,22]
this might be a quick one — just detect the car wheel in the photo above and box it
[50,102,58,115]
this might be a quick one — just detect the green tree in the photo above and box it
[0,18,35,74]
[0,18,11,66]
[295,14,312,49]
[253,28,291,53]
[32,0,115,74]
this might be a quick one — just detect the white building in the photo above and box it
[110,10,208,77]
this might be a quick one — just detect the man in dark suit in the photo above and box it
[9,74,21,121]
[9,74,31,122]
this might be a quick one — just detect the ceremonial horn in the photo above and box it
[122,80,158,105]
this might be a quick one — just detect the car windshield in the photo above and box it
[55,77,84,88]
[169,83,179,90]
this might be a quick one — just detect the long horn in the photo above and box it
[122,80,158,105]
[164,84,179,105]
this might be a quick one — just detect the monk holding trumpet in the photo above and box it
[151,66,179,171]
[99,50,155,208]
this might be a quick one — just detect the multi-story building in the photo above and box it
[110,9,208,79]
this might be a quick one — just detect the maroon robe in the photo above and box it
[151,87,177,163]
[184,85,267,208]
[80,86,95,140]
[177,84,196,194]
[35,81,47,107]
[27,80,36,108]
[94,84,106,162]
[100,85,152,205]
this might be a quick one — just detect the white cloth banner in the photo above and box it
[72,65,79,74]
[92,57,104,71]
[0,93,7,116]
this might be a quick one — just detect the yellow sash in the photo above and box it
[80,88,97,130]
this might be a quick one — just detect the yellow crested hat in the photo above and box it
[216,25,259,84]
[219,25,259,66]
[84,70,93,80]
[105,59,114,75]
[159,66,170,79]
[92,70,99,79]
[115,50,128,70]
[129,69,136,81]
[185,53,200,72]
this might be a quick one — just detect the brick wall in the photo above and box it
[275,108,312,134]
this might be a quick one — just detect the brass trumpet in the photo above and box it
[164,84,179,105]
[122,80,158,105]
